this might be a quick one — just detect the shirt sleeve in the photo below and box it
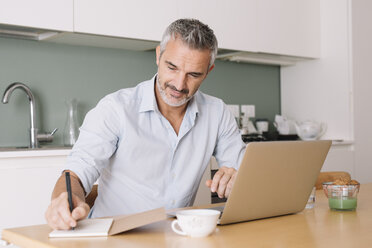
[64,95,123,195]
[213,102,246,170]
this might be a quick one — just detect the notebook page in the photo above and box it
[49,218,113,238]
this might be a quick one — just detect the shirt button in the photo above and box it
[172,173,176,178]
[171,200,176,205]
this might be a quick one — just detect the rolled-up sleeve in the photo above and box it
[213,102,246,170]
[64,95,123,195]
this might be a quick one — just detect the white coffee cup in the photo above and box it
[171,209,220,238]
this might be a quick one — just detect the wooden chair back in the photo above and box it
[315,171,351,189]
[85,184,98,209]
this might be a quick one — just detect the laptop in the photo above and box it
[211,140,331,225]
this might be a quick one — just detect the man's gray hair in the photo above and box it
[160,19,218,70]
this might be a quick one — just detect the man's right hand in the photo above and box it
[45,191,90,230]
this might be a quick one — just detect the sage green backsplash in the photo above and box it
[0,37,280,147]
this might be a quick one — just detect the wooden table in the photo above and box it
[3,184,372,248]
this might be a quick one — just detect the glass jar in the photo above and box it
[325,184,360,210]
[63,98,79,146]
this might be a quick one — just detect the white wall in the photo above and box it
[281,0,372,183]
[352,0,372,183]
[281,0,353,141]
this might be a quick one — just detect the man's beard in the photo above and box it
[156,77,192,107]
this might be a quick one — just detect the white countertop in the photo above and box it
[0,140,352,159]
[331,139,354,146]
[0,147,72,158]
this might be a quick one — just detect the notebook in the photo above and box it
[49,218,113,238]
[49,207,166,238]
[211,140,331,225]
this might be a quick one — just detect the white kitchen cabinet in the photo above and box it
[257,0,320,58]
[321,145,355,177]
[74,0,177,41]
[177,0,257,52]
[179,0,319,58]
[72,0,319,59]
[0,0,319,59]
[0,0,73,31]
[0,151,69,232]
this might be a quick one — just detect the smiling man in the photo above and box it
[45,19,246,230]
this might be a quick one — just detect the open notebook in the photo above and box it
[49,207,166,238]
[49,218,113,238]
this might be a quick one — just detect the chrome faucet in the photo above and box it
[2,82,57,148]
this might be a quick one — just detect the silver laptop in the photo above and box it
[212,140,331,225]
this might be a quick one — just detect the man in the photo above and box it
[45,19,246,230]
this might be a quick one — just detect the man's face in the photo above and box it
[156,38,214,107]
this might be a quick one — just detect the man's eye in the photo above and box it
[190,73,200,78]
[168,66,176,71]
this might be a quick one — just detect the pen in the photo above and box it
[65,171,75,230]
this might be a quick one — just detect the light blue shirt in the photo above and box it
[65,75,246,218]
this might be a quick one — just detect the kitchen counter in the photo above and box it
[331,140,354,146]
[0,147,69,231]
[0,146,71,158]
[0,140,352,159]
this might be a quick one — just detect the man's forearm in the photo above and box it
[52,170,86,201]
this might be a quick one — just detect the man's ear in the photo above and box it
[156,45,161,66]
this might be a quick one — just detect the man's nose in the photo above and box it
[173,73,187,90]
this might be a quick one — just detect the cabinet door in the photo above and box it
[257,0,320,58]
[178,0,257,51]
[322,146,354,178]
[74,0,178,41]
[0,156,66,231]
[0,0,73,31]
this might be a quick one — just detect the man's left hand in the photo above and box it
[205,166,237,198]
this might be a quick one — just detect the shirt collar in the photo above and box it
[139,74,200,117]
[139,74,157,113]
